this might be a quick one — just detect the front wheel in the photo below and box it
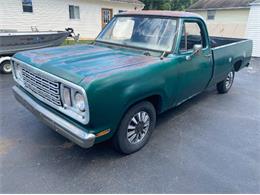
[0,61,12,74]
[217,70,235,94]
[113,101,156,154]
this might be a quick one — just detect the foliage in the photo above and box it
[140,0,197,11]
[62,39,93,45]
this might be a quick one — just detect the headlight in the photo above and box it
[74,92,85,112]
[60,84,88,122]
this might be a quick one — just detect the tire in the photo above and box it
[0,61,12,74]
[113,101,156,154]
[217,70,235,94]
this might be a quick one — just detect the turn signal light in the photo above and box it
[96,129,111,137]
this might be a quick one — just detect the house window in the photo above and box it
[207,10,216,20]
[22,0,33,13]
[118,10,126,13]
[101,8,113,28]
[69,5,80,19]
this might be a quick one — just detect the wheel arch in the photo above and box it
[233,59,243,72]
[123,93,164,118]
[131,94,163,114]
[112,94,163,137]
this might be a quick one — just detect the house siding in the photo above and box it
[0,0,143,39]
[191,9,250,38]
[246,3,260,57]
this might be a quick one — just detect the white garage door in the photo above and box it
[246,1,260,57]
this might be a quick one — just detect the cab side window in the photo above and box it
[180,21,205,52]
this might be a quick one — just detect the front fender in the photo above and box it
[81,60,174,138]
[121,76,167,115]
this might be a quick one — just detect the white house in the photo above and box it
[187,0,254,38]
[188,0,260,57]
[0,0,144,39]
[246,0,260,57]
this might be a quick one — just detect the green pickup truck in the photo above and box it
[12,11,252,154]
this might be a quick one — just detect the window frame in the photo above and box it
[178,18,209,54]
[22,0,33,13]
[69,5,80,20]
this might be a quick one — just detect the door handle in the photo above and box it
[204,54,212,62]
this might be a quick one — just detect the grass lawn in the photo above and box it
[62,39,94,46]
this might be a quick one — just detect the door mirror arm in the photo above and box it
[186,44,203,61]
[160,51,171,60]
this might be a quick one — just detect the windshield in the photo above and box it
[96,16,178,52]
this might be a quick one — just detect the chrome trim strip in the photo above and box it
[11,57,90,125]
[13,86,95,148]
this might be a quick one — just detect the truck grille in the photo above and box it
[21,67,62,106]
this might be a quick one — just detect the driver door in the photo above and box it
[176,19,213,103]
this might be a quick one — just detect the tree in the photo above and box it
[171,0,198,10]
[141,0,198,11]
[159,0,172,10]
[141,0,164,10]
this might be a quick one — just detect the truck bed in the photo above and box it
[210,36,246,48]
[210,37,252,84]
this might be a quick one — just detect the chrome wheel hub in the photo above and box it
[3,63,12,73]
[225,71,234,89]
[127,111,150,144]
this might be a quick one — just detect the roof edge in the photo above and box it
[250,1,260,5]
[107,0,144,6]
[116,10,204,19]
[188,0,254,11]
[187,6,250,11]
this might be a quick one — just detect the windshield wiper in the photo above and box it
[143,51,151,56]
[96,40,166,54]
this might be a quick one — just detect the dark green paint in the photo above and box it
[13,15,253,144]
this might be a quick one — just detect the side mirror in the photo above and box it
[193,44,203,54]
[186,44,203,61]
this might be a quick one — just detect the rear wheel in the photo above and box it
[0,61,12,74]
[113,101,156,154]
[217,70,235,94]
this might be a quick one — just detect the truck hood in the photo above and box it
[14,44,160,85]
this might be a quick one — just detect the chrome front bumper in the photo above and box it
[13,86,95,148]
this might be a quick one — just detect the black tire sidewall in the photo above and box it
[114,101,156,154]
[0,61,12,74]
[217,70,235,93]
